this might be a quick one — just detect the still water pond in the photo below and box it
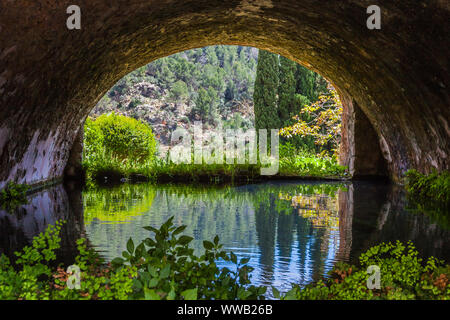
[1,181,449,295]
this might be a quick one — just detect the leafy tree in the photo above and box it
[128,98,142,109]
[279,87,343,158]
[170,80,188,102]
[192,87,219,124]
[224,81,237,103]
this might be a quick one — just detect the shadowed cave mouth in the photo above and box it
[76,45,389,183]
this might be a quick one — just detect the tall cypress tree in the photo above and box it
[253,50,280,131]
[295,64,316,102]
[278,56,297,125]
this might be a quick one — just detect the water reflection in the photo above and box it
[80,181,449,294]
[0,180,448,295]
[0,184,83,266]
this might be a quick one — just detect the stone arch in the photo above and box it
[0,0,448,188]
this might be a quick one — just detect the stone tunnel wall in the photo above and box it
[0,0,449,188]
[339,92,388,178]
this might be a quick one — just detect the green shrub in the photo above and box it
[84,113,157,165]
[83,113,158,182]
[0,221,65,299]
[96,113,157,163]
[83,117,104,163]
[0,182,30,211]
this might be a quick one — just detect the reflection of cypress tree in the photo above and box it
[295,215,311,282]
[295,214,329,283]
[309,227,328,282]
[277,211,295,259]
[254,193,277,278]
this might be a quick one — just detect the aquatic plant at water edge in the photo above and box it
[0,182,30,211]
[111,216,266,300]
[405,169,449,206]
[404,170,450,229]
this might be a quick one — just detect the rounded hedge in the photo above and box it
[84,113,157,164]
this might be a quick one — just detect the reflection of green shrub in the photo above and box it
[278,241,450,300]
[83,184,155,224]
[0,182,29,211]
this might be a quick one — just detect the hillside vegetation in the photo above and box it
[90,45,328,150]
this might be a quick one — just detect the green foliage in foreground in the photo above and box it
[1,219,448,300]
[0,182,30,211]
[0,221,136,300]
[0,219,265,300]
[277,241,449,300]
[111,217,266,300]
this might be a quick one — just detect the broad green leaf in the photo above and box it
[160,265,171,279]
[143,226,158,233]
[144,288,161,300]
[272,286,281,299]
[111,257,124,266]
[127,238,134,254]
[181,288,198,300]
[173,225,187,236]
[203,241,214,250]
[178,235,193,245]
[148,278,159,288]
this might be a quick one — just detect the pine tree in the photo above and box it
[278,56,297,125]
[253,50,280,131]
